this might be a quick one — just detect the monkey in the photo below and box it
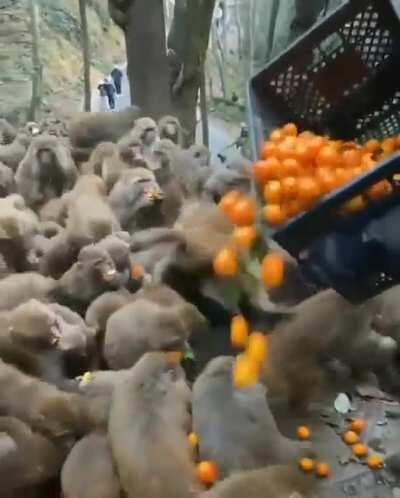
[202,465,316,498]
[38,220,63,239]
[94,233,132,288]
[0,118,17,145]
[0,162,15,197]
[157,115,184,146]
[68,106,141,161]
[0,417,63,494]
[54,244,119,312]
[202,168,251,204]
[128,116,159,149]
[85,290,132,336]
[108,352,196,498]
[260,289,395,408]
[0,359,105,439]
[24,121,41,137]
[104,283,208,370]
[0,132,31,171]
[117,133,147,168]
[78,369,129,400]
[38,194,69,226]
[193,356,312,478]
[61,432,121,498]
[15,135,78,208]
[109,168,165,232]
[226,155,252,176]
[0,272,57,311]
[188,143,211,168]
[81,141,128,191]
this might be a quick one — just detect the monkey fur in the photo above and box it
[157,115,184,147]
[0,272,56,311]
[0,133,31,171]
[0,119,17,145]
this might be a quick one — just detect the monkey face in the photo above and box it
[37,148,56,169]
[142,127,157,147]
[93,256,117,284]
[129,176,164,211]
[119,142,146,168]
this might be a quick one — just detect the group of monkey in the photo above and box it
[0,105,399,498]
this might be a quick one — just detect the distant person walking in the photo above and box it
[102,76,116,110]
[111,67,123,95]
[97,80,110,111]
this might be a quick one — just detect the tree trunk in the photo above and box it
[290,0,325,43]
[125,0,172,118]
[212,24,226,98]
[199,60,209,147]
[79,0,91,112]
[265,0,280,63]
[28,0,42,121]
[234,0,243,60]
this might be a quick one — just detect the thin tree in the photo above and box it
[199,59,209,147]
[79,0,92,111]
[265,0,280,62]
[28,0,42,121]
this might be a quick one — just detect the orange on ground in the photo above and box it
[261,253,285,289]
[366,180,393,201]
[219,190,241,218]
[367,455,384,470]
[213,248,239,278]
[282,122,298,136]
[281,176,298,199]
[343,195,366,214]
[263,180,282,204]
[350,419,367,434]
[188,432,199,448]
[196,461,219,485]
[297,426,311,440]
[131,263,144,280]
[352,443,368,458]
[233,226,257,250]
[263,204,287,227]
[343,431,359,445]
[260,141,278,160]
[315,462,331,478]
[233,354,260,389]
[230,315,250,349]
[230,197,257,226]
[247,332,268,364]
[299,458,315,473]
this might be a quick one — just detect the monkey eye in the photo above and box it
[145,127,155,133]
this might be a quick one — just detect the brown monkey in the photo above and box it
[117,133,147,168]
[15,135,77,208]
[39,194,69,226]
[78,369,129,400]
[157,115,184,146]
[0,132,31,171]
[193,356,312,478]
[0,272,56,311]
[0,162,15,197]
[0,118,17,145]
[109,168,164,232]
[94,233,132,288]
[188,143,211,168]
[0,417,63,493]
[202,168,250,203]
[68,106,141,159]
[104,283,207,370]
[203,465,316,498]
[61,432,121,498]
[81,141,128,191]
[128,116,159,148]
[108,352,196,498]
[0,359,104,438]
[85,290,131,337]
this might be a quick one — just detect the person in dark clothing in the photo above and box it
[103,77,116,110]
[111,67,123,95]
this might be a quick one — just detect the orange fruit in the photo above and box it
[281,157,301,177]
[231,315,250,349]
[270,129,284,143]
[361,153,376,170]
[343,149,362,169]
[131,263,144,280]
[382,137,396,154]
[253,157,281,184]
[352,443,368,458]
[299,458,315,473]
[260,141,278,160]
[277,136,297,161]
[261,253,285,289]
[294,142,314,164]
[281,177,298,199]
[297,426,311,440]
[233,353,260,389]
[308,136,327,159]
[343,431,359,445]
[263,204,287,227]
[315,462,331,478]
[188,432,199,448]
[343,195,366,214]
[367,455,384,470]
[213,248,239,278]
[233,226,257,250]
[298,131,315,141]
[230,197,256,226]
[364,139,380,153]
[219,190,241,218]
[263,180,282,204]
[282,122,298,136]
[335,167,353,187]
[316,167,337,195]
[165,351,183,364]
[196,461,219,484]
[297,176,321,206]
[316,145,341,168]
[352,166,363,178]
[247,332,268,364]
[366,180,393,201]
[350,419,366,434]
[284,199,302,218]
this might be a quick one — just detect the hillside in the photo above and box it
[0,0,124,123]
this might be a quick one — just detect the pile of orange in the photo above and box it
[342,419,384,470]
[255,124,397,227]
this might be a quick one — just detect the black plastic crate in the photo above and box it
[247,0,400,303]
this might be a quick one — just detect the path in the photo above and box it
[92,64,241,165]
